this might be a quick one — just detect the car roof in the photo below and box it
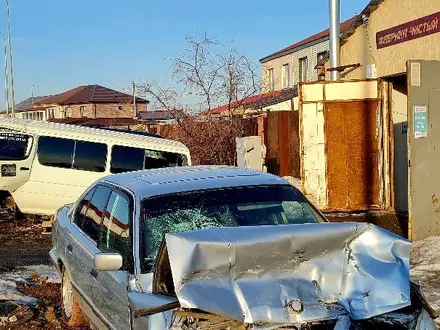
[0,118,188,155]
[102,166,289,199]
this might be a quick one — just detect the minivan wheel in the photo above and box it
[61,266,87,327]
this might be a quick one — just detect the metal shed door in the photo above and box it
[408,60,440,240]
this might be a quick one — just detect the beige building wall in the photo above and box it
[261,40,329,92]
[340,0,440,79]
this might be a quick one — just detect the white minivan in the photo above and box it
[0,118,191,217]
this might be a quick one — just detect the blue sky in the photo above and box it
[0,0,369,108]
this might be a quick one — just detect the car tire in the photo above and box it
[61,266,87,327]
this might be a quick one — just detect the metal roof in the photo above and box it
[260,16,358,64]
[102,166,289,199]
[0,118,189,155]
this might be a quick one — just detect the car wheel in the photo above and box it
[61,266,87,327]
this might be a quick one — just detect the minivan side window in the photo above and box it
[110,145,184,174]
[98,191,132,270]
[110,145,144,173]
[73,141,107,172]
[38,136,74,168]
[38,137,107,172]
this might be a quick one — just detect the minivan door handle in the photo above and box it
[19,167,30,171]
[90,269,98,279]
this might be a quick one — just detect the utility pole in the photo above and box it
[31,84,36,104]
[132,81,137,119]
[5,0,15,116]
[0,32,9,116]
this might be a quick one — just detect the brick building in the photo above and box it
[2,84,149,121]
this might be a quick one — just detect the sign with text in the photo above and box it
[414,105,428,139]
[376,12,440,49]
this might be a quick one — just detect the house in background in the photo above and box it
[259,16,358,109]
[1,84,149,121]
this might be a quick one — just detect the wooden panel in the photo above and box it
[278,112,291,177]
[288,110,300,178]
[267,111,300,178]
[325,100,380,210]
[266,112,279,175]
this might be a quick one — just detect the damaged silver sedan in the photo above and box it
[49,166,437,330]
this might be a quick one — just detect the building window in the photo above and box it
[317,52,327,81]
[282,64,290,89]
[80,106,87,117]
[267,68,274,91]
[47,108,55,119]
[299,57,308,82]
[317,51,327,63]
[65,107,71,118]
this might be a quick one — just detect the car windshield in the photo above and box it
[141,184,325,272]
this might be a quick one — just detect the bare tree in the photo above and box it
[135,33,261,165]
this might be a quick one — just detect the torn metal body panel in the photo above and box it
[161,222,416,326]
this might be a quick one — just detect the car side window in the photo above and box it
[74,187,96,229]
[98,191,132,271]
[80,185,112,242]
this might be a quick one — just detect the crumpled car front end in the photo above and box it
[132,222,437,330]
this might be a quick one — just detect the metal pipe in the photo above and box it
[329,0,341,80]
[132,81,137,119]
[0,32,9,116]
[5,0,15,116]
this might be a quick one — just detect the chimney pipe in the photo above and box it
[329,0,341,80]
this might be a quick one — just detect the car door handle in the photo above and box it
[20,167,30,171]
[67,244,73,253]
[90,269,98,279]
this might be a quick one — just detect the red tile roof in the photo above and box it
[38,84,149,106]
[260,15,358,63]
[204,87,298,115]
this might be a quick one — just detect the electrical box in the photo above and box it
[236,136,266,171]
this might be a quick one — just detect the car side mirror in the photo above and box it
[94,252,123,271]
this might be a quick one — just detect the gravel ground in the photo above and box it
[0,212,439,329]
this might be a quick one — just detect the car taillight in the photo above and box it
[1,164,16,177]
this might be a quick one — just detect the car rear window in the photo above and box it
[141,185,325,272]
[0,132,33,160]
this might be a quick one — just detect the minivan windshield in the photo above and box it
[141,185,325,272]
[0,132,32,160]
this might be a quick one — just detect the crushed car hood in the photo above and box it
[163,222,411,324]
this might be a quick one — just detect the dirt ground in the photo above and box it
[0,213,89,329]
[0,212,52,272]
